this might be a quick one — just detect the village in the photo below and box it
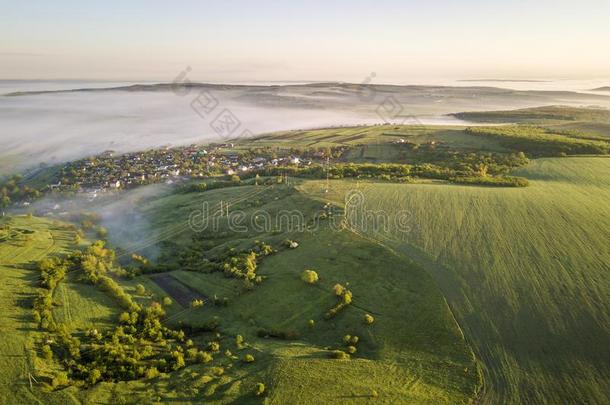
[51,142,344,199]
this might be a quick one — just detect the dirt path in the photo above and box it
[149,273,207,308]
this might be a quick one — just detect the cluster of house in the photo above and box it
[53,143,315,199]
[223,155,307,175]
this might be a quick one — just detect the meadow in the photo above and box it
[298,157,610,404]
[1,110,609,403]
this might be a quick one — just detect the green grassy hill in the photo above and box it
[115,181,482,403]
[298,157,610,404]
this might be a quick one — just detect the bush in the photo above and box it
[51,372,69,389]
[243,354,255,363]
[145,367,160,379]
[347,345,357,354]
[333,283,345,296]
[135,284,146,295]
[364,313,375,325]
[191,299,205,308]
[308,319,315,328]
[162,296,173,306]
[198,351,213,363]
[329,350,350,360]
[41,344,53,360]
[254,382,266,396]
[235,334,245,348]
[301,269,319,284]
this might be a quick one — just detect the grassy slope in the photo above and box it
[0,216,86,404]
[298,157,610,404]
[453,105,610,140]
[127,183,481,403]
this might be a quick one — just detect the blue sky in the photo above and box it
[1,0,609,81]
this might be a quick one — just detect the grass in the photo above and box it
[115,181,482,403]
[53,272,121,332]
[0,216,86,404]
[298,156,610,404]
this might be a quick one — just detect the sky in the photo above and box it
[1,0,610,83]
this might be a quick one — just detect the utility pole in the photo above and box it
[325,156,330,193]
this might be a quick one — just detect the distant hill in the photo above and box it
[591,86,610,91]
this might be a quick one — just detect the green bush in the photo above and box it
[364,313,375,324]
[301,269,319,284]
[51,372,70,389]
[329,350,350,360]
[254,382,266,396]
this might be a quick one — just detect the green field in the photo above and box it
[298,157,610,404]
[1,112,609,403]
[111,180,482,403]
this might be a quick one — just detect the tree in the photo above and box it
[254,382,266,396]
[235,334,245,348]
[301,269,319,284]
[162,296,173,306]
[333,283,345,296]
[191,299,205,308]
[41,344,53,360]
[329,350,350,360]
[364,313,375,325]
[51,372,70,389]
[135,284,146,295]
[243,354,255,363]
[88,369,102,384]
[347,345,357,354]
[342,290,352,304]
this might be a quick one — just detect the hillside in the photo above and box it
[298,157,610,403]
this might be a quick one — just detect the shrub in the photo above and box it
[135,284,146,295]
[255,382,266,396]
[208,341,220,352]
[191,299,205,308]
[347,345,357,354]
[342,290,353,304]
[333,283,345,296]
[198,351,213,363]
[162,296,173,306]
[51,372,69,389]
[235,334,245,348]
[41,344,53,360]
[88,369,102,385]
[329,350,350,360]
[243,354,255,363]
[145,367,160,379]
[308,319,315,328]
[301,269,319,284]
[364,313,375,325]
